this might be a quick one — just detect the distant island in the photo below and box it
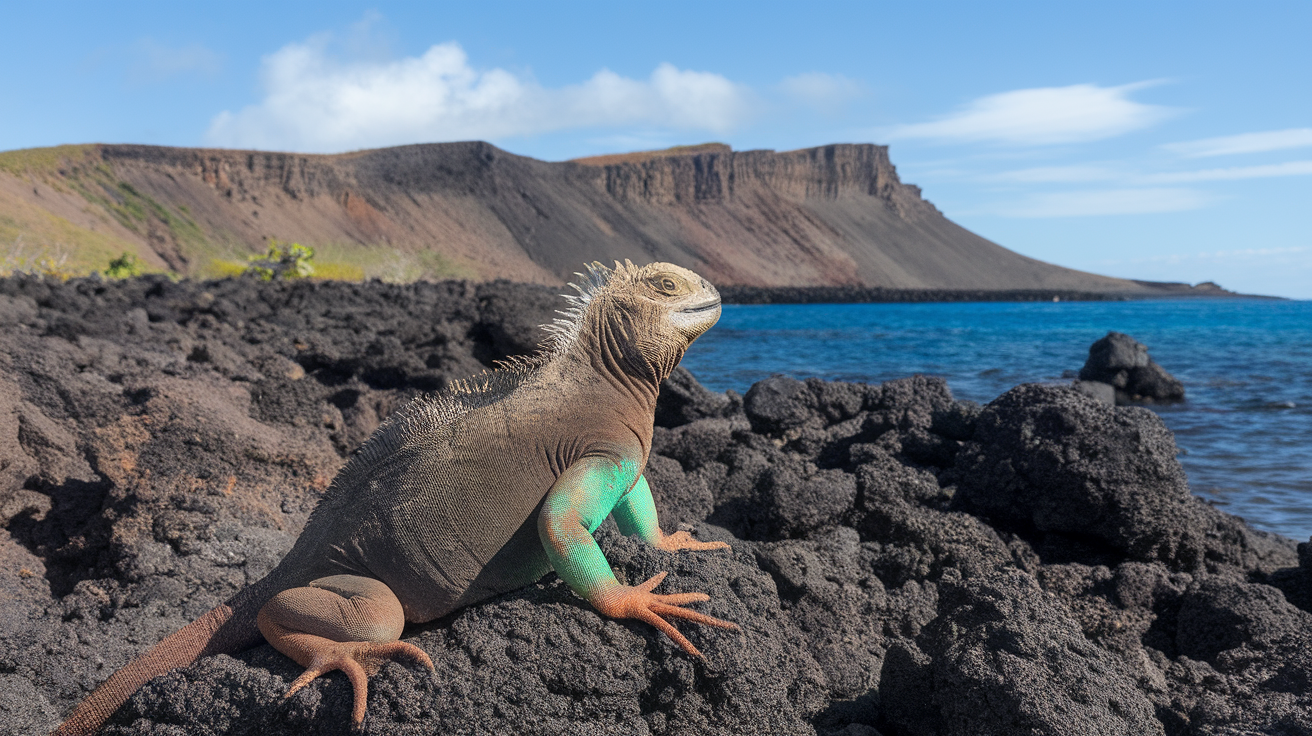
[0,141,1231,297]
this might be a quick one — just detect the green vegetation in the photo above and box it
[71,174,207,253]
[1,244,72,280]
[104,252,143,278]
[1,146,216,277]
[293,242,478,283]
[0,247,77,280]
[309,262,367,280]
[1,145,480,284]
[0,144,97,176]
[244,240,316,280]
[0,191,140,279]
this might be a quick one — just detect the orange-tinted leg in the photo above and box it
[257,575,433,727]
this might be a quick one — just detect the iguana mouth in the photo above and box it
[679,299,721,314]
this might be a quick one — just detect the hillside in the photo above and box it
[1,141,1170,292]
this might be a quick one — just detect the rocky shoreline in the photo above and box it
[2,275,1310,735]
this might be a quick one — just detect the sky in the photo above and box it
[3,1,1309,297]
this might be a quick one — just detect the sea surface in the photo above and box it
[681,298,1312,540]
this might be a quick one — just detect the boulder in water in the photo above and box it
[1078,331,1184,404]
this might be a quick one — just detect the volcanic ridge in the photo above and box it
[0,141,1219,296]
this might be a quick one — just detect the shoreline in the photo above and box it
[717,284,1282,304]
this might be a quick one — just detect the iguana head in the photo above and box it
[545,261,720,381]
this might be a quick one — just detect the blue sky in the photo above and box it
[4,1,1309,297]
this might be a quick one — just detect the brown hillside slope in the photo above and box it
[1,141,1156,291]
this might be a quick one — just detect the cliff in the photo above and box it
[1,141,1158,292]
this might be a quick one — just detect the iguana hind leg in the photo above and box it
[257,575,433,727]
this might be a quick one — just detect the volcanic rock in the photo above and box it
[1078,331,1185,404]
[1,275,1306,736]
[880,569,1165,736]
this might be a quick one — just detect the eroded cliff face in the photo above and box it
[2,141,1146,292]
[579,143,926,211]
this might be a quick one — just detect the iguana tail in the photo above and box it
[53,580,275,735]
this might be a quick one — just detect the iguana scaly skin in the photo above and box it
[55,261,733,734]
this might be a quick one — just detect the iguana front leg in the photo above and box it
[612,474,731,553]
[538,456,736,657]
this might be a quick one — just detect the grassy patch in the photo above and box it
[0,187,146,278]
[0,145,97,176]
[3,147,481,283]
[305,242,478,282]
[311,262,367,280]
[201,259,249,278]
[4,152,217,267]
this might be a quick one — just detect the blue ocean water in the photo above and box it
[681,299,1312,540]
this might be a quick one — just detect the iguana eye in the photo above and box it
[650,275,682,294]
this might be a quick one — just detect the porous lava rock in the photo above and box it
[1,275,1306,736]
[880,569,1165,736]
[1078,331,1185,404]
[951,384,1291,574]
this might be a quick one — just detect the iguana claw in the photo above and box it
[657,530,731,552]
[592,571,737,657]
[283,639,433,727]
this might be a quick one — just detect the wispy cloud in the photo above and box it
[207,39,754,152]
[993,187,1212,218]
[129,39,222,83]
[981,159,1312,186]
[886,82,1175,146]
[985,165,1120,183]
[1144,160,1312,183]
[778,72,863,112]
[1100,246,1309,266]
[1163,128,1312,158]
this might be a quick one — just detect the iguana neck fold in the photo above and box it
[567,299,670,414]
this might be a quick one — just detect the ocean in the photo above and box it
[681,298,1312,541]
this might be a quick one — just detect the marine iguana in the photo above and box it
[55,261,734,734]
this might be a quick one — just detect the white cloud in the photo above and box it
[778,72,863,111]
[1142,160,1312,183]
[1163,128,1312,158]
[977,158,1312,187]
[994,187,1212,217]
[206,40,753,152]
[887,82,1175,146]
[130,39,222,83]
[986,165,1119,183]
[1102,245,1309,265]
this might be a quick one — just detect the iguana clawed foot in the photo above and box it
[657,529,731,552]
[593,571,737,657]
[282,638,434,727]
[258,576,433,728]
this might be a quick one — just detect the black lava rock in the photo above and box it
[655,366,741,428]
[1078,331,1185,404]
[881,569,1165,736]
[2,275,1305,736]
